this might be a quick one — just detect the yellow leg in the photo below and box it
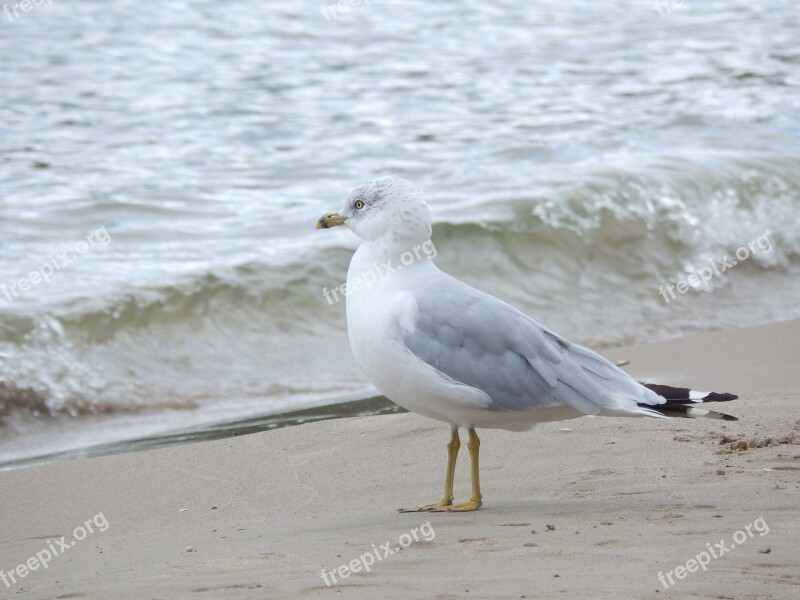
[399,428,460,512]
[430,428,482,512]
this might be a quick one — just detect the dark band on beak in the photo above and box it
[315,212,346,229]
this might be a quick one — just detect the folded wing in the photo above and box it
[398,276,665,418]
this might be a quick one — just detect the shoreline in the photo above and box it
[2,317,795,473]
[0,319,798,598]
[0,394,404,473]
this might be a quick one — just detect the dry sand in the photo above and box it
[1,319,799,599]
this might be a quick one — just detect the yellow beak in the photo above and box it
[315,212,346,229]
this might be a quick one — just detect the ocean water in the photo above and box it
[1,0,799,467]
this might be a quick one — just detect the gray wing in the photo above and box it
[399,276,664,415]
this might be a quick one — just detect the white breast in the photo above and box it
[344,244,496,427]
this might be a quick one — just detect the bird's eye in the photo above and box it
[354,199,365,210]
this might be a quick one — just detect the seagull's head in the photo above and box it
[316,176,432,245]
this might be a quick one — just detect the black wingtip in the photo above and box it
[639,383,739,404]
[640,403,738,421]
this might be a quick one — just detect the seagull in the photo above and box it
[316,176,738,512]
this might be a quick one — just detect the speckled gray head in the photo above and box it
[316,176,432,245]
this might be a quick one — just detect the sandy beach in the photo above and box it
[1,319,798,599]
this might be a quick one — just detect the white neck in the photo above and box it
[346,236,438,300]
